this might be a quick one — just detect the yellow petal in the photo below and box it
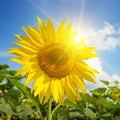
[57,19,66,33]
[73,63,97,83]
[34,76,45,96]
[71,73,86,93]
[65,77,76,103]
[43,82,51,104]
[51,79,60,103]
[15,65,30,76]
[13,40,38,52]
[37,17,46,30]
[11,58,26,64]
[22,27,43,47]
[15,34,41,49]
[24,71,36,86]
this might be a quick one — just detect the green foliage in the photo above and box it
[100,80,110,86]
[63,80,120,120]
[0,64,120,120]
[0,64,42,120]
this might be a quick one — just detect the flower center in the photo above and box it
[38,44,74,79]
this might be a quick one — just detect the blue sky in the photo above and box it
[0,0,120,88]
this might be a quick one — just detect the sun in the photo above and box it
[9,17,98,104]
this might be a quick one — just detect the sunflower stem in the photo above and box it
[6,114,11,120]
[38,109,43,120]
[47,97,52,120]
[51,103,61,117]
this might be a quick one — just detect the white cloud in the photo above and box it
[86,58,120,89]
[86,58,102,73]
[97,71,120,84]
[84,22,120,86]
[77,21,120,51]
[75,21,120,89]
[99,22,116,35]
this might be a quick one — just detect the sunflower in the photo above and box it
[9,17,98,104]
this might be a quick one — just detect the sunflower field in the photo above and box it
[0,64,120,120]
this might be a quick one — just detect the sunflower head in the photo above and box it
[9,17,98,104]
[38,43,74,79]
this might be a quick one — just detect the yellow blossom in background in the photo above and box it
[9,17,98,104]
[112,93,120,100]
[0,117,4,120]
[0,89,2,94]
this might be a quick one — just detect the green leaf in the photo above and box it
[0,64,9,70]
[5,88,21,103]
[9,78,44,119]
[64,99,84,111]
[91,87,106,96]
[101,100,114,108]
[57,114,63,120]
[115,116,120,120]
[100,80,109,86]
[16,105,33,116]
[84,108,96,119]
[8,78,40,111]
[0,103,15,115]
[64,99,76,107]
[114,80,119,85]
[0,97,5,104]
[102,112,112,117]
